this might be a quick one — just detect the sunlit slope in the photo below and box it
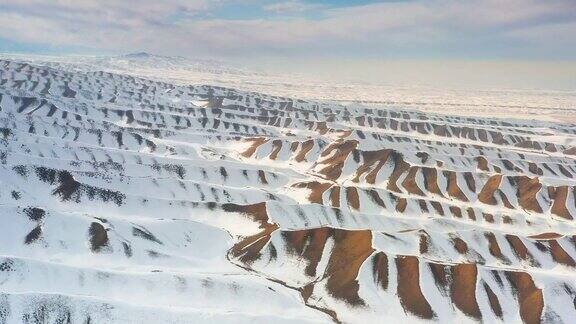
[1,59,576,323]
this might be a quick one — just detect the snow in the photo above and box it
[0,54,575,323]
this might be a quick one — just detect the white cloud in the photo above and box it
[0,0,574,59]
[263,1,321,14]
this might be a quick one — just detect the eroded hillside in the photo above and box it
[1,59,576,323]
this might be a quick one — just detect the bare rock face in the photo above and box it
[0,58,576,323]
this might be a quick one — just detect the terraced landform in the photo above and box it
[1,59,576,323]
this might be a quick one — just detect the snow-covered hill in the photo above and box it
[2,53,574,124]
[1,57,576,323]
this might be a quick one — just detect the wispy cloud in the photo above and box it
[0,0,574,60]
[263,1,322,14]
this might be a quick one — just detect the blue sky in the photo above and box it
[0,0,574,61]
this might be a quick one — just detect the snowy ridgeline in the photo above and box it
[0,57,576,323]
[2,53,575,124]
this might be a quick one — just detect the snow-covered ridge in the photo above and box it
[0,58,576,323]
[2,53,574,124]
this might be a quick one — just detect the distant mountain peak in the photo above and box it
[122,52,155,59]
